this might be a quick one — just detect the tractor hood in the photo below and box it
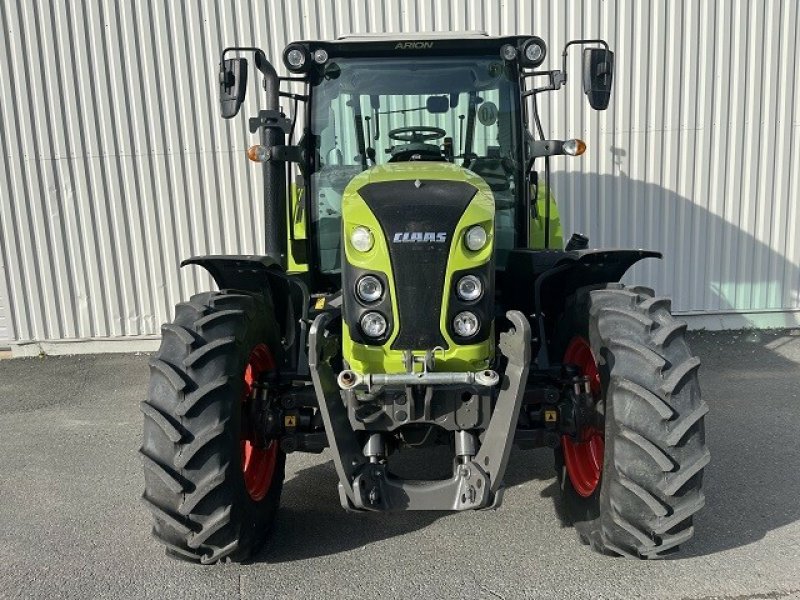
[340,163,496,373]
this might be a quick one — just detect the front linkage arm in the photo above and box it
[309,311,531,512]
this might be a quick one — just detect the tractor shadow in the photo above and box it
[254,447,450,563]
[670,329,800,558]
[256,444,556,563]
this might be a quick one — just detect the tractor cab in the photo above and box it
[218,32,614,281]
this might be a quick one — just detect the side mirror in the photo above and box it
[219,58,248,119]
[582,48,614,110]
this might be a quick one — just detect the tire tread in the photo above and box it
[558,284,708,559]
[141,290,285,564]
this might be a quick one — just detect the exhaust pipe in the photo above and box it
[255,52,287,270]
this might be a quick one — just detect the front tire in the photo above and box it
[140,290,286,564]
[555,284,709,558]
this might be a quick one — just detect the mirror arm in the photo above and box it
[280,91,309,102]
[522,70,565,98]
[221,47,274,80]
[521,39,608,97]
[559,39,610,86]
[521,70,555,79]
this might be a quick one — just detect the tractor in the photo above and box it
[141,32,708,563]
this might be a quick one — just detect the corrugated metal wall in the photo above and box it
[1,0,799,345]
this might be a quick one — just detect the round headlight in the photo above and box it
[286,47,307,70]
[464,225,488,251]
[520,38,547,67]
[351,226,374,252]
[524,41,544,63]
[360,312,387,338]
[313,48,329,64]
[356,275,383,303]
[456,275,482,302]
[453,311,480,338]
[500,44,517,61]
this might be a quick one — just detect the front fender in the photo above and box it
[504,249,661,367]
[505,248,661,316]
[181,254,282,292]
[181,254,311,375]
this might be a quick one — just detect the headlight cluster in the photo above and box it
[452,275,483,338]
[355,275,387,338]
[455,225,489,338]
[350,223,490,342]
[283,44,329,72]
[500,37,547,68]
[351,228,386,339]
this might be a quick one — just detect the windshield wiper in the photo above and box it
[376,106,426,116]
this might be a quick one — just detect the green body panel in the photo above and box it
[342,163,495,374]
[287,183,309,273]
[529,182,564,250]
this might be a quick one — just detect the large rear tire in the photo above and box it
[140,290,286,564]
[554,284,709,558]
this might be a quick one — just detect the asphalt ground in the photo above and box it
[0,330,799,600]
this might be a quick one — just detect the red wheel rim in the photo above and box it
[240,343,278,501]
[561,336,605,498]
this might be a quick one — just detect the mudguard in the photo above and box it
[504,248,661,367]
[506,249,660,312]
[181,255,311,374]
[181,255,283,291]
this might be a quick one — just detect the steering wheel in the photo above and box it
[388,126,446,143]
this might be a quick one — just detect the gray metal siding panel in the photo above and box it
[0,0,798,343]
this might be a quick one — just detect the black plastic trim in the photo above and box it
[342,264,394,345]
[446,263,494,344]
[288,35,547,63]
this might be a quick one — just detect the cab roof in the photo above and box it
[286,33,543,62]
[336,31,490,41]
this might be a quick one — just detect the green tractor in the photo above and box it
[141,32,708,563]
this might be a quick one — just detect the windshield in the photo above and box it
[309,56,523,274]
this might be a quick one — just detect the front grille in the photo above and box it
[358,179,477,350]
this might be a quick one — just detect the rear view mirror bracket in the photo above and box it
[522,39,611,106]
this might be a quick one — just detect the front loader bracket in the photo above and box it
[308,312,366,508]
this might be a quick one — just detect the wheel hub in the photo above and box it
[240,344,278,501]
[561,336,604,498]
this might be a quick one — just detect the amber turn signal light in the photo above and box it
[247,145,269,162]
[563,139,587,156]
